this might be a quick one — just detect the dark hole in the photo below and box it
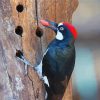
[36,27,43,38]
[16,50,23,59]
[15,26,23,36]
[16,4,24,12]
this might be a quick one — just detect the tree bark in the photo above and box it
[0,0,78,100]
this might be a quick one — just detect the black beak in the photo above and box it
[40,19,58,33]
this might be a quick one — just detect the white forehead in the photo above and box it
[58,23,63,27]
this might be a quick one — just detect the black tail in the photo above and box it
[44,80,67,100]
[44,84,53,100]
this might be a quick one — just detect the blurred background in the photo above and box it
[72,0,100,100]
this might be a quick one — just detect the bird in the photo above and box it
[38,19,78,100]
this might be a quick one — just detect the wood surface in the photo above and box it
[0,0,78,99]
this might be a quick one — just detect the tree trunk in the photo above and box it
[0,0,78,100]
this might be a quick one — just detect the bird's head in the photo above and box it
[40,20,78,41]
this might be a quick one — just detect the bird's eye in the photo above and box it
[59,27,64,31]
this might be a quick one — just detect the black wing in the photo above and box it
[42,44,75,82]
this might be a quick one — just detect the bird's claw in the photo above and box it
[16,53,34,75]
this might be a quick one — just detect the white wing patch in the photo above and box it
[56,31,63,40]
[42,76,49,87]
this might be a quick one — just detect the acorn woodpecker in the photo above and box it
[39,20,78,100]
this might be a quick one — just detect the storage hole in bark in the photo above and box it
[16,50,23,59]
[15,26,23,36]
[16,4,24,12]
[36,27,43,38]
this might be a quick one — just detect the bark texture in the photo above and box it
[0,0,78,100]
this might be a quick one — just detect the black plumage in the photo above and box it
[40,20,77,100]
[43,39,75,99]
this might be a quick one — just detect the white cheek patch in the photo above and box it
[56,31,63,40]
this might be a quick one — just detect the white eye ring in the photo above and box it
[60,27,64,31]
